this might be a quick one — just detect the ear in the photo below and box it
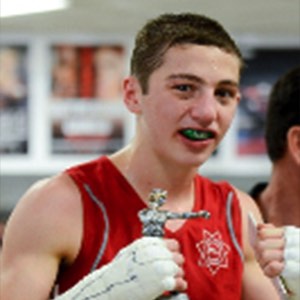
[287,126,300,165]
[123,76,142,114]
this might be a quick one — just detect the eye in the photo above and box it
[215,88,237,104]
[171,83,198,100]
[174,84,193,92]
[216,88,234,98]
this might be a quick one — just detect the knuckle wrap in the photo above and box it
[55,237,178,300]
[281,226,300,299]
[282,226,300,278]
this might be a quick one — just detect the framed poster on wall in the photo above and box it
[237,47,300,156]
[0,45,29,154]
[49,43,127,155]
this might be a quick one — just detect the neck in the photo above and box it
[260,160,300,226]
[109,144,198,211]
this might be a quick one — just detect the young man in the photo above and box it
[249,66,300,299]
[1,13,280,299]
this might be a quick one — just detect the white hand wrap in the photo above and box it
[55,237,179,300]
[282,226,300,300]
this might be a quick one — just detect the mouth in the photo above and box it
[179,128,215,141]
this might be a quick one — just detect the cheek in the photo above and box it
[141,103,168,134]
[219,106,237,131]
[148,100,177,121]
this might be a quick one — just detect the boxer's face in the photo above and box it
[125,44,241,169]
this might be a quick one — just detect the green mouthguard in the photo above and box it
[183,129,211,140]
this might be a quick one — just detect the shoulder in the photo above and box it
[16,173,81,223]
[3,173,82,263]
[0,174,84,299]
[233,187,264,258]
[234,187,263,220]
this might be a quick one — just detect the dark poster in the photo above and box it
[237,48,300,156]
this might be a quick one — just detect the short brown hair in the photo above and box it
[265,66,300,162]
[130,13,244,93]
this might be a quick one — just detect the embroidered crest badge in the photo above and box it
[196,229,231,275]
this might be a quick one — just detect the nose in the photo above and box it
[189,91,217,126]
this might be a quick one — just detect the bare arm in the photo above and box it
[234,188,281,300]
[0,174,82,300]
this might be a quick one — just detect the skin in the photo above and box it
[0,44,280,299]
[253,125,300,278]
[254,224,285,278]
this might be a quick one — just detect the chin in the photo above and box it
[176,153,209,170]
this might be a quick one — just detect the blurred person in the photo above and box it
[249,66,300,299]
[51,45,79,98]
[0,47,27,107]
[94,45,125,100]
[0,13,280,300]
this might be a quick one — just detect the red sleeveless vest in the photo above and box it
[55,156,243,299]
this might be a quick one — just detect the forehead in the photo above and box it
[152,44,241,84]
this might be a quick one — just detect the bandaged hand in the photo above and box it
[255,224,300,299]
[282,226,300,300]
[55,237,186,300]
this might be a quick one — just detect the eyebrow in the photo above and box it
[167,73,239,88]
[167,73,204,83]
